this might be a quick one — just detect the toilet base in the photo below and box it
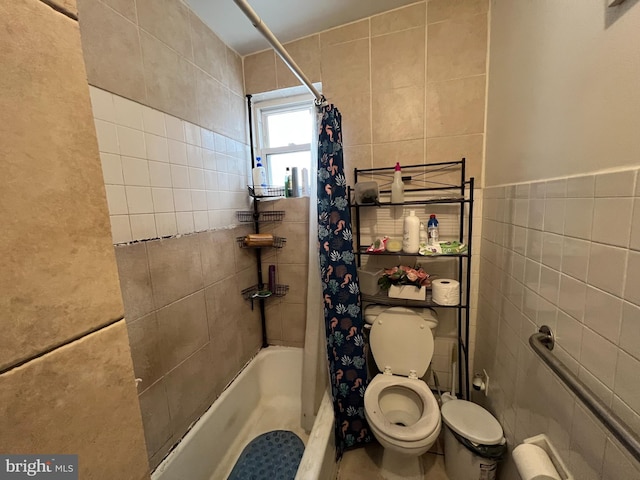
[380,448,423,480]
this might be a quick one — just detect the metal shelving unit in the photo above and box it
[237,186,289,347]
[349,159,474,399]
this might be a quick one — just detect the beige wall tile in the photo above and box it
[280,264,308,304]
[1,0,125,370]
[277,35,321,89]
[138,378,172,460]
[321,38,370,99]
[115,242,155,322]
[373,139,425,169]
[78,0,146,104]
[265,302,283,344]
[140,31,198,125]
[189,11,226,82]
[371,27,425,92]
[127,312,163,392]
[137,0,192,60]
[205,276,240,332]
[194,68,229,134]
[157,291,209,372]
[269,197,310,222]
[427,14,488,82]
[426,134,484,182]
[228,91,247,142]
[371,2,426,36]
[146,235,204,308]
[281,303,306,345]
[330,93,372,147]
[200,229,237,285]
[344,145,373,187]
[320,19,369,48]
[426,75,486,137]
[0,321,149,479]
[427,0,489,24]
[274,222,310,265]
[225,46,245,96]
[244,50,277,94]
[101,0,136,22]
[164,344,216,437]
[372,84,425,142]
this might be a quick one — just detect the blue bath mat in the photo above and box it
[227,430,305,480]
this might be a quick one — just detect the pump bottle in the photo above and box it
[403,210,420,254]
[252,157,267,195]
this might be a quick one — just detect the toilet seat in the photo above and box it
[369,307,434,378]
[364,374,441,443]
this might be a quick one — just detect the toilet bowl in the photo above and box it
[363,307,441,479]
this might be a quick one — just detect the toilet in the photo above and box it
[363,306,441,480]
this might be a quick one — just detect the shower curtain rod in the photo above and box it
[233,0,326,106]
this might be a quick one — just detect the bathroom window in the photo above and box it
[252,94,315,187]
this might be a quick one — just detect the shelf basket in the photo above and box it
[241,284,289,300]
[236,210,286,223]
[248,185,285,198]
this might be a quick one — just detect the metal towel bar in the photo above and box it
[530,326,640,462]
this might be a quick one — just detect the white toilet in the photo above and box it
[363,306,442,479]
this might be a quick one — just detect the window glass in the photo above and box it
[265,109,313,148]
[266,151,311,186]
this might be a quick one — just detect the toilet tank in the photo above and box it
[364,305,439,332]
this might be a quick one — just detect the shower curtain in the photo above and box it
[316,104,371,457]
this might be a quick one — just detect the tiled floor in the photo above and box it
[337,439,450,480]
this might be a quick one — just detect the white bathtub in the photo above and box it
[152,346,337,480]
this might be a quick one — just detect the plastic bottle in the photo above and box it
[391,162,404,204]
[252,156,267,195]
[427,214,439,246]
[284,167,292,198]
[419,222,428,245]
[402,210,420,254]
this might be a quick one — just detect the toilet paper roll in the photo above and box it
[431,278,460,305]
[513,444,561,480]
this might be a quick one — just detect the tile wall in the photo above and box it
[243,0,489,388]
[114,228,264,468]
[89,86,250,244]
[77,0,245,141]
[244,0,488,186]
[475,169,640,478]
[1,0,149,477]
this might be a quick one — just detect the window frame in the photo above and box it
[252,94,315,185]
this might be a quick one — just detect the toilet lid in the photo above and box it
[440,400,504,445]
[369,307,434,377]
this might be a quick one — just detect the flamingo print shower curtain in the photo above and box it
[316,104,371,457]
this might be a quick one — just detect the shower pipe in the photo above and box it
[233,0,326,107]
[530,326,640,462]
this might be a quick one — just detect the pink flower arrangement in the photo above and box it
[378,265,431,290]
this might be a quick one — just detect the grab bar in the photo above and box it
[530,326,640,462]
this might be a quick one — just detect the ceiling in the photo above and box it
[186,0,420,56]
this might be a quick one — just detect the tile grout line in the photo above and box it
[39,0,78,21]
[0,316,125,376]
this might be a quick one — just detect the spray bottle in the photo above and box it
[391,162,404,204]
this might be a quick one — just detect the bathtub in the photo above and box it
[152,346,337,480]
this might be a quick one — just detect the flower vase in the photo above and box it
[388,285,426,300]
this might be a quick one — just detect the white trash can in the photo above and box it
[440,400,506,480]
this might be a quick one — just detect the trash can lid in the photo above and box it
[441,400,504,445]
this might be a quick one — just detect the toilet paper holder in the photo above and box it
[516,434,573,480]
